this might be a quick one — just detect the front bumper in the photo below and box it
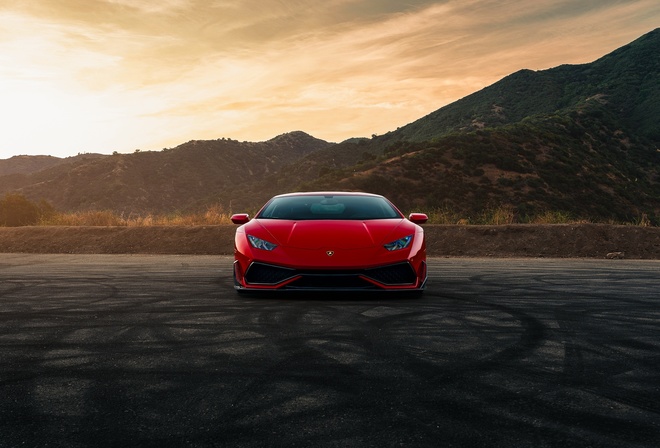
[234,260,427,291]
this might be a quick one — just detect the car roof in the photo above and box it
[272,191,383,199]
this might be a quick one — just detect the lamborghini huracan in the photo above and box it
[230,192,428,293]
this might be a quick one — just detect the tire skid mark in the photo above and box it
[449,268,660,419]
[555,306,660,415]
[215,304,376,435]
[212,294,548,444]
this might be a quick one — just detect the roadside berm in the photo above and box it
[0,224,658,259]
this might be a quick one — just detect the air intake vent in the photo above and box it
[364,263,416,285]
[245,263,296,285]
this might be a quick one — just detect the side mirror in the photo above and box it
[408,213,428,224]
[230,213,250,225]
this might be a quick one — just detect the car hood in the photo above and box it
[253,219,407,250]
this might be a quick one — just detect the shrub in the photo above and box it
[0,194,49,226]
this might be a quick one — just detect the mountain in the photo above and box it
[388,28,659,144]
[295,109,659,220]
[0,132,332,214]
[0,155,62,176]
[0,29,658,224]
[263,29,660,223]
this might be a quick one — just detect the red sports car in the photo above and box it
[230,192,428,293]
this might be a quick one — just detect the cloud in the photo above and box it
[0,0,658,156]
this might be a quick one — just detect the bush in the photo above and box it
[0,194,54,226]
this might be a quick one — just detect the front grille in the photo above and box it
[364,263,417,285]
[288,274,374,289]
[244,262,417,288]
[245,263,297,285]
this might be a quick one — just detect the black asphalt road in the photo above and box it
[0,254,658,448]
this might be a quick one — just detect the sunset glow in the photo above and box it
[1,0,658,157]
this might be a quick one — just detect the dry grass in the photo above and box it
[42,211,127,226]
[40,205,234,227]
[34,205,654,227]
[525,210,585,225]
[478,205,516,225]
[424,207,465,225]
[422,206,573,225]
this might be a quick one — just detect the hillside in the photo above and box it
[288,102,659,222]
[0,132,332,214]
[0,155,62,176]
[0,29,658,224]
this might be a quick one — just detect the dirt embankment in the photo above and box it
[1,224,659,259]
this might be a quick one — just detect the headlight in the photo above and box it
[248,235,278,251]
[384,235,412,251]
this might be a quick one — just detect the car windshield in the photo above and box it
[257,195,402,220]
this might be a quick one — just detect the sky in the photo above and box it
[0,1,658,158]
